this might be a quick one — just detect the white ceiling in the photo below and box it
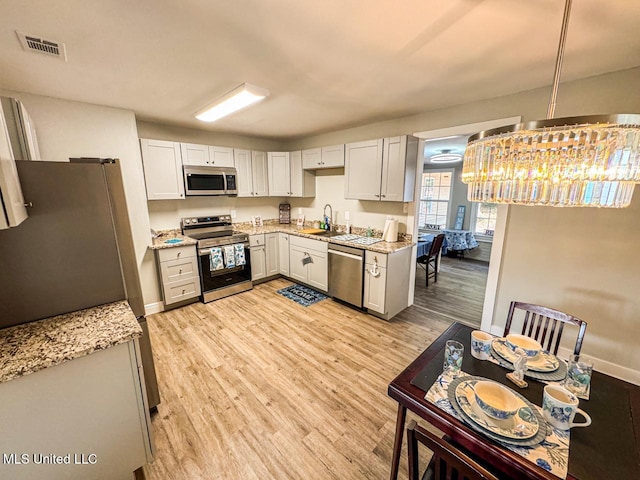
[2,0,640,140]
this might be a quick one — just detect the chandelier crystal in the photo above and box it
[462,115,640,207]
[461,0,640,208]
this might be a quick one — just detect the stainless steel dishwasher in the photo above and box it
[328,243,365,308]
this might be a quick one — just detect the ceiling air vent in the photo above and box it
[16,31,67,61]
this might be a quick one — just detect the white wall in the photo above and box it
[0,90,162,310]
[288,169,408,234]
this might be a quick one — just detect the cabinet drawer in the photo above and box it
[365,250,387,268]
[160,256,199,283]
[163,278,201,305]
[249,234,265,246]
[157,245,196,263]
[289,235,328,253]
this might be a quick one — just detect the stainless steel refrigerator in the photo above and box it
[0,158,160,410]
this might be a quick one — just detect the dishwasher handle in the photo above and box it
[328,249,364,261]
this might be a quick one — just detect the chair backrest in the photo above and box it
[428,234,445,258]
[503,301,587,355]
[407,420,499,480]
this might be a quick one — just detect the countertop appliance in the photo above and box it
[183,165,237,196]
[181,214,252,302]
[328,242,365,308]
[0,158,160,411]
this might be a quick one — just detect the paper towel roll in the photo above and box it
[382,218,399,242]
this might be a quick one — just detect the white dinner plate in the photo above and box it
[492,338,560,372]
[454,378,539,440]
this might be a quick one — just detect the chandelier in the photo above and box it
[461,0,640,208]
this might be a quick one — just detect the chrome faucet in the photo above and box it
[323,204,333,231]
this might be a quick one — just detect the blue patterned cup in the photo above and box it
[443,340,464,377]
[470,330,492,360]
[542,385,591,430]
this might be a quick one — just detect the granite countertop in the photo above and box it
[150,224,414,254]
[232,224,415,254]
[149,229,198,250]
[0,301,142,384]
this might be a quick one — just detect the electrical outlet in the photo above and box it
[298,208,303,215]
[403,203,408,213]
[230,210,237,219]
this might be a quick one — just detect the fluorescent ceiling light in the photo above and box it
[195,83,269,122]
[431,150,462,163]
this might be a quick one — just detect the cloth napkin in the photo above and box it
[223,245,236,268]
[425,371,570,479]
[234,243,246,266]
[209,247,224,272]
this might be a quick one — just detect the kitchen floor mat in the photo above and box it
[277,284,328,307]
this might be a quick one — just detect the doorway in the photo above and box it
[407,116,521,330]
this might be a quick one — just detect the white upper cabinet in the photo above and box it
[251,151,269,197]
[345,135,418,202]
[267,152,292,196]
[320,145,345,168]
[268,151,315,198]
[209,145,234,167]
[140,139,185,200]
[302,145,345,170]
[290,150,315,197]
[344,139,384,201]
[234,148,253,197]
[234,149,268,197]
[180,143,209,166]
[0,103,27,229]
[302,148,322,169]
[181,143,235,167]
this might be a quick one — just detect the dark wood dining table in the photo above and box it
[387,322,640,480]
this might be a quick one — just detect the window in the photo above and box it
[472,202,498,235]
[419,170,453,229]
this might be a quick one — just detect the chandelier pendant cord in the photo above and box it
[547,0,572,120]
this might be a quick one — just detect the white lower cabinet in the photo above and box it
[363,248,412,320]
[364,252,388,314]
[288,236,328,292]
[0,341,153,480]
[278,233,290,276]
[265,233,279,277]
[155,245,201,306]
[250,234,266,281]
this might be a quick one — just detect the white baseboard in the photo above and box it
[144,301,164,315]
[486,325,639,385]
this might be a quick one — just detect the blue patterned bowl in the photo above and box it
[473,381,520,420]
[505,334,541,358]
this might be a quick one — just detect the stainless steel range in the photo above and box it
[181,214,252,302]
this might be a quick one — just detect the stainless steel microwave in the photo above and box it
[183,165,237,196]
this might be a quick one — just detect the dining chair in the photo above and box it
[503,301,587,355]
[407,420,500,480]
[423,233,445,286]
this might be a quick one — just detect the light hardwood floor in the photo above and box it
[139,278,453,480]
[413,257,489,328]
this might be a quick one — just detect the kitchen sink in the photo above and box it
[315,230,345,238]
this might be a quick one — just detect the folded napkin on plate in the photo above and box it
[209,247,224,272]
[223,245,236,268]
[234,243,246,266]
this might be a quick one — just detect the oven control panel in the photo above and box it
[181,215,232,227]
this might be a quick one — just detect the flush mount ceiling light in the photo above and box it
[462,0,640,208]
[431,149,463,163]
[195,83,270,123]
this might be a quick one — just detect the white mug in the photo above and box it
[470,330,492,360]
[542,385,592,430]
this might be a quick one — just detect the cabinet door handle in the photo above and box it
[374,194,380,198]
[179,269,182,274]
[176,252,181,257]
[381,194,386,198]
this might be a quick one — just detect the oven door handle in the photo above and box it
[199,243,249,256]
